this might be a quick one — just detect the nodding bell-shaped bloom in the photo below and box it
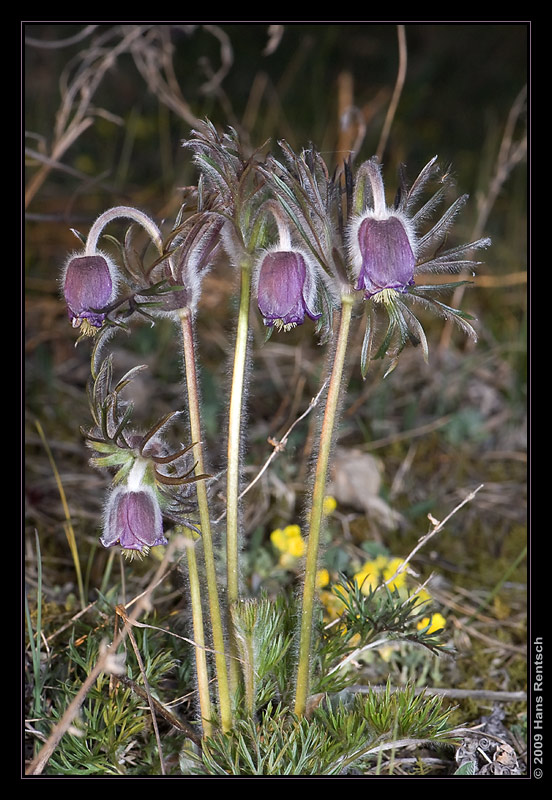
[354,216,416,298]
[256,250,321,332]
[63,254,114,333]
[349,159,418,300]
[348,156,491,303]
[347,156,491,375]
[100,484,167,554]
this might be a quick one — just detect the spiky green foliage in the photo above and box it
[356,680,454,739]
[43,626,183,775]
[189,685,455,776]
[331,575,451,657]
[230,594,296,711]
[192,702,345,776]
[360,284,478,379]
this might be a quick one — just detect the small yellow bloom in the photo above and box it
[353,555,408,593]
[323,495,337,515]
[353,556,386,593]
[270,524,305,566]
[417,612,446,635]
[316,568,330,588]
[382,557,407,590]
[270,527,288,551]
[353,565,379,594]
[413,587,432,606]
[270,524,301,549]
[287,534,305,558]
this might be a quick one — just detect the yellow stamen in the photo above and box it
[122,546,148,561]
[74,318,100,337]
[372,288,399,305]
[274,319,297,332]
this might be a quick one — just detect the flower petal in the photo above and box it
[63,255,113,328]
[257,250,321,327]
[101,486,167,552]
[355,216,415,298]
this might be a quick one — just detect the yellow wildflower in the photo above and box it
[270,527,288,551]
[382,557,407,590]
[323,495,337,515]
[417,612,446,635]
[353,555,387,593]
[353,563,379,594]
[286,533,305,558]
[316,568,330,588]
[353,555,408,594]
[270,524,305,567]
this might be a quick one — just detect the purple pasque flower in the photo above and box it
[348,156,491,376]
[349,156,491,302]
[353,216,416,298]
[348,158,417,300]
[63,254,115,332]
[256,249,321,331]
[101,483,167,554]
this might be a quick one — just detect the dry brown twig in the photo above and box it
[439,84,527,350]
[25,23,237,211]
[214,378,329,523]
[25,25,148,209]
[381,483,484,590]
[126,25,203,127]
[25,540,178,776]
[376,24,408,163]
[327,484,484,675]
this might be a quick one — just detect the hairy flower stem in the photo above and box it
[226,259,253,691]
[84,206,164,256]
[294,292,355,717]
[179,309,233,732]
[183,528,213,738]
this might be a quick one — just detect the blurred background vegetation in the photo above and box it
[24,23,528,775]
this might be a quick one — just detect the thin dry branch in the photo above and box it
[327,484,484,676]
[25,540,178,776]
[375,24,407,163]
[214,378,328,523]
[439,84,527,350]
[25,25,146,209]
[381,483,484,590]
[352,684,526,703]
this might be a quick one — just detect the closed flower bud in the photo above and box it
[62,254,115,333]
[154,216,224,317]
[100,484,167,553]
[256,250,321,331]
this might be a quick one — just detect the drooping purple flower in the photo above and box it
[354,216,416,298]
[256,250,321,331]
[101,485,167,553]
[348,155,491,376]
[63,255,114,331]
